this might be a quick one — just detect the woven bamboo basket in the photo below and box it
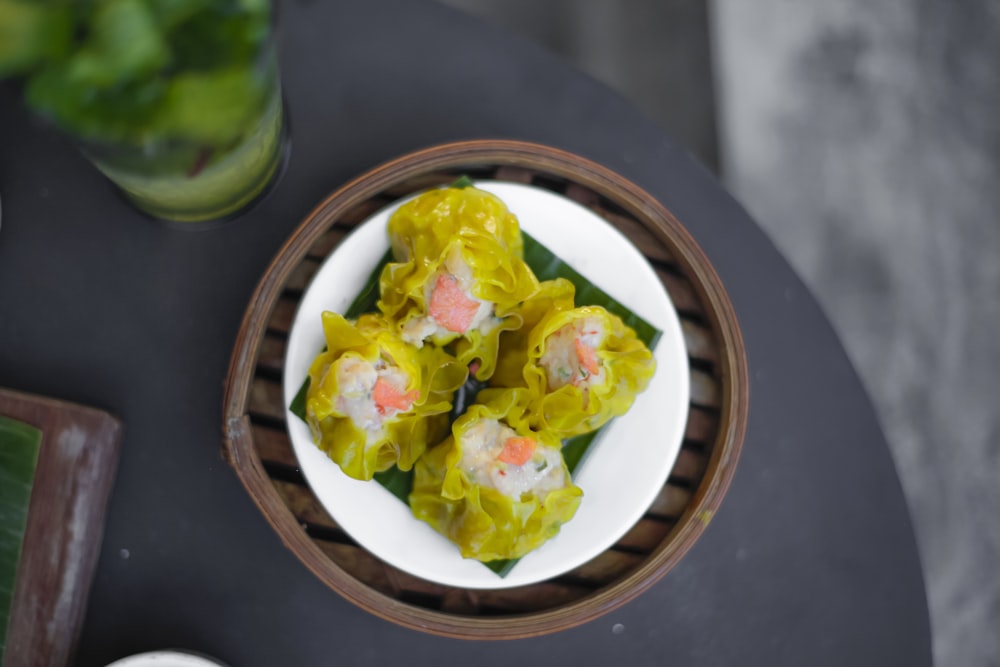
[222,139,748,639]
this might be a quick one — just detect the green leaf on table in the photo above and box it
[288,376,310,423]
[0,1,72,78]
[449,175,474,189]
[372,467,412,504]
[0,416,42,657]
[483,558,517,577]
[344,250,392,320]
[561,430,600,475]
[521,233,661,349]
[288,208,662,577]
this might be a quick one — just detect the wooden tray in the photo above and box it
[1,388,122,665]
[222,140,748,639]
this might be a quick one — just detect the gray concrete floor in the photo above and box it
[439,1,998,664]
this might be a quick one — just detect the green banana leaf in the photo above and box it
[0,416,42,658]
[289,187,661,577]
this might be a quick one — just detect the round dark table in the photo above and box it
[0,1,932,665]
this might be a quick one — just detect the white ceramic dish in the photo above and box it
[283,181,689,589]
[105,651,227,667]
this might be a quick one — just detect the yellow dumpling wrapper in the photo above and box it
[305,312,467,480]
[378,187,540,380]
[491,277,577,388]
[521,306,656,436]
[410,388,582,562]
[387,186,524,262]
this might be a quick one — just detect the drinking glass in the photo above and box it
[2,0,288,224]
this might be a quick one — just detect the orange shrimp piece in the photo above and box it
[498,437,536,466]
[429,274,481,334]
[373,378,419,414]
[574,338,601,376]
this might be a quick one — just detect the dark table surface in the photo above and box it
[0,1,932,665]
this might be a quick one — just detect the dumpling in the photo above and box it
[491,277,576,388]
[378,186,540,380]
[386,185,524,263]
[409,388,582,562]
[521,306,656,436]
[305,312,467,480]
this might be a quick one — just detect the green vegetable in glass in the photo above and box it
[0,0,285,223]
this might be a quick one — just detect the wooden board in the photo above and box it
[0,388,122,667]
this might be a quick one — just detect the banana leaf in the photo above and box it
[0,416,42,657]
[289,190,661,577]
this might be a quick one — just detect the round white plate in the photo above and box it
[283,181,689,589]
[105,651,227,667]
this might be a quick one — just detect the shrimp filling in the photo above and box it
[539,317,607,394]
[402,247,498,346]
[458,418,567,499]
[333,356,418,437]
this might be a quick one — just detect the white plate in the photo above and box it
[105,651,227,667]
[283,181,689,589]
